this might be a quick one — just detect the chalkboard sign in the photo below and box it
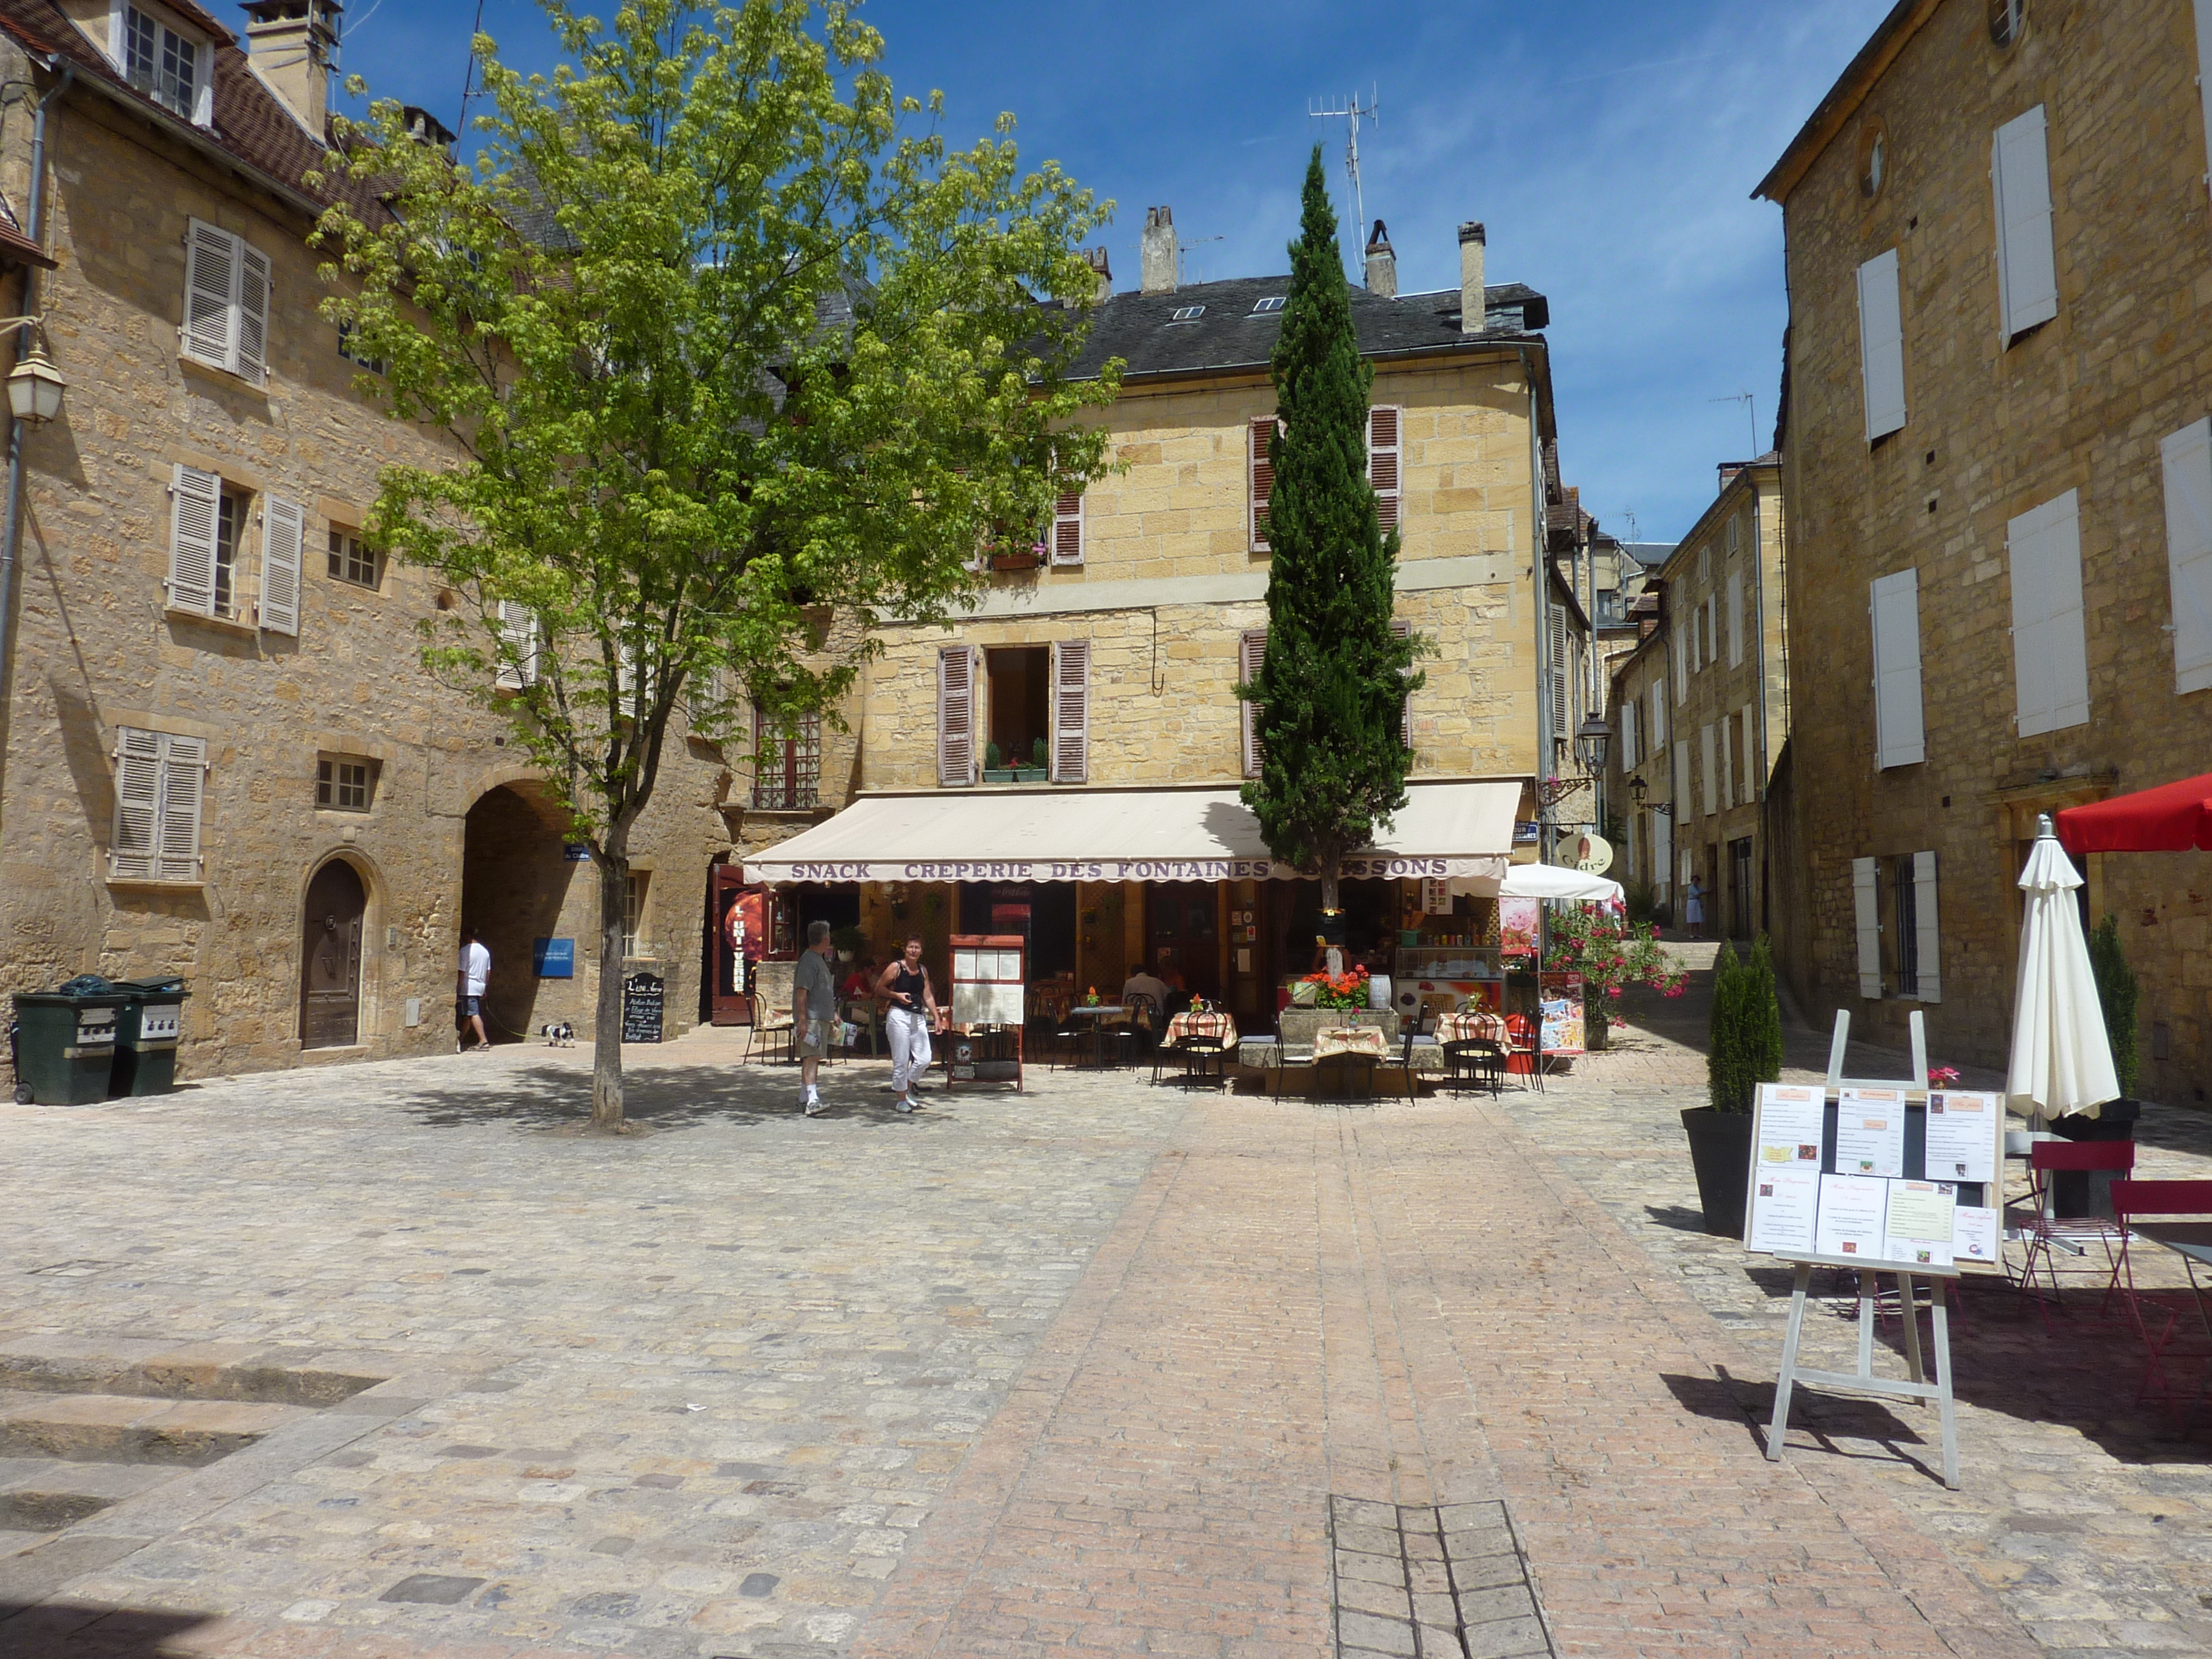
[621,971,665,1044]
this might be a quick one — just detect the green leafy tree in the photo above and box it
[1240,147,1421,918]
[316,0,1116,1128]
[2088,913,2140,1098]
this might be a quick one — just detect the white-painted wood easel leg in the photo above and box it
[1898,1271,1925,1386]
[1826,1010,1849,1090]
[1857,1271,1877,1377]
[1909,1010,1929,1090]
[1931,1284,1960,1490]
[1766,1260,1814,1460]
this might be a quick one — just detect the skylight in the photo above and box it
[1252,297,1285,314]
[1168,306,1204,322]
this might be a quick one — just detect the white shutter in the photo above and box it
[1992,106,2059,340]
[1549,609,1568,734]
[1912,849,1942,1004]
[258,495,304,636]
[1855,247,1907,441]
[1726,570,1744,666]
[234,238,272,387]
[1239,628,1267,779]
[1650,677,1667,748]
[1051,490,1084,566]
[1740,703,1758,803]
[1672,739,1689,819]
[1852,856,1883,999]
[1392,617,1413,749]
[1671,617,1686,701]
[1247,415,1276,553]
[1621,699,1638,768]
[1367,406,1402,533]
[937,643,976,786]
[2196,1,2212,213]
[2008,489,2090,737]
[181,219,236,372]
[157,733,206,882]
[167,463,221,616]
[1869,568,1926,768]
[495,600,538,689]
[1700,722,1717,817]
[2160,417,2212,694]
[1718,721,1733,813]
[1654,811,1673,896]
[1050,639,1090,783]
[109,728,162,880]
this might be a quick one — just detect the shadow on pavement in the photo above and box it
[394,1062,935,1134]
[0,1603,221,1658]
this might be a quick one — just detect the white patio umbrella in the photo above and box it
[1496,863,1626,903]
[2006,814,2120,1120]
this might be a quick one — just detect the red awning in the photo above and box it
[2055,774,2212,856]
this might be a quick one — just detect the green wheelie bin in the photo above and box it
[110,977,189,1097]
[10,982,130,1105]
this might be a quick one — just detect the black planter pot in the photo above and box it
[2046,1096,2143,1219]
[1681,1107,1755,1238]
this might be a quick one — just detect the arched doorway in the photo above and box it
[461,782,579,1044]
[301,859,367,1049]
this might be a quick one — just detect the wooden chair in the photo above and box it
[2015,1139,2136,1326]
[2108,1178,2212,1422]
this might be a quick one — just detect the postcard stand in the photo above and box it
[1763,1008,1964,1490]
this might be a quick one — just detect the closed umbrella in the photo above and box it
[2006,814,2120,1121]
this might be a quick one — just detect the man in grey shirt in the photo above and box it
[793,920,838,1116]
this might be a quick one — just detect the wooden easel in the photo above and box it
[1763,1010,1962,1490]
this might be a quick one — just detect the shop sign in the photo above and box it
[766,854,1499,884]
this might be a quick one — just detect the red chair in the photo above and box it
[2110,1179,2212,1423]
[2014,1139,2136,1326]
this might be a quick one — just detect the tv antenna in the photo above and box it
[1709,390,1757,457]
[1309,85,1380,245]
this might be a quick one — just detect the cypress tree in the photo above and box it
[1708,940,1745,1111]
[1746,935,1785,1091]
[1242,147,1421,920]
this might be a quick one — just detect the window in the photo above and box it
[623,871,650,957]
[109,727,205,882]
[181,220,271,385]
[1853,851,1942,1002]
[327,528,380,589]
[1869,567,1926,768]
[213,486,243,618]
[1239,628,1267,779]
[1168,305,1204,322]
[1992,106,2058,342]
[982,645,1050,776]
[1858,123,1888,199]
[1247,415,1278,552]
[1891,854,1920,999]
[495,601,539,689]
[1726,569,1744,666]
[1855,249,1907,441]
[124,6,203,121]
[1989,0,2023,46]
[2160,417,2212,695]
[754,706,822,809]
[1251,297,1284,315]
[1367,406,1401,531]
[337,321,386,376]
[2008,489,2089,737]
[166,464,300,634]
[316,756,375,811]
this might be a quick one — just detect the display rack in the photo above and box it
[948,933,1024,1092]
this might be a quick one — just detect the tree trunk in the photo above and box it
[592,843,629,1131]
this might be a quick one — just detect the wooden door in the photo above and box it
[710,863,756,1025]
[1147,882,1221,1002]
[301,860,365,1049]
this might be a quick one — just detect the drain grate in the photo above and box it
[1330,1495,1553,1658]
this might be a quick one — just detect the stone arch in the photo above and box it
[461,780,585,1044]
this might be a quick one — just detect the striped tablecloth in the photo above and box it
[1435,1011,1508,1045]
[1313,1026,1389,1060]
[1165,1011,1239,1048]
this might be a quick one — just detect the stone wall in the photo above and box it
[1772,0,2212,1101]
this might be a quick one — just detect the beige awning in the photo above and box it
[745,779,1523,886]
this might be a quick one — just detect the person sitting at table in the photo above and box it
[841,957,876,1000]
[1121,964,1170,1009]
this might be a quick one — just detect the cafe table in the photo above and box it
[1065,1003,1127,1069]
[2128,1222,2212,1421]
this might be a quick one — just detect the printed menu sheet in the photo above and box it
[1952,1205,2001,1268]
[1755,1084,1826,1168]
[1924,1091,2000,1185]
[1815,1173,1890,1259]
[1746,1084,1826,1256]
[1882,1179,1957,1269]
[1834,1088,1906,1179]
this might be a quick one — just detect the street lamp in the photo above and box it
[1574,711,1610,779]
[7,344,64,424]
[1628,773,1646,809]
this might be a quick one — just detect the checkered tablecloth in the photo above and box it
[1435,1011,1508,1046]
[1165,1011,1239,1048]
[1313,1026,1389,1060]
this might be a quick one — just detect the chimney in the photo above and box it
[1458,221,1487,334]
[1364,219,1397,298]
[241,0,341,136]
[1140,206,1178,295]
[402,104,457,155]
[1082,245,1112,306]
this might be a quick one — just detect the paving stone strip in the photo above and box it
[1329,1495,1552,1659]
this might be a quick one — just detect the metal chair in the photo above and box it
[2015,1139,2136,1326]
[745,1005,794,1065]
[1441,1039,1505,1099]
[1117,993,1160,1069]
[2109,1178,2212,1423]
[1313,1050,1378,1103]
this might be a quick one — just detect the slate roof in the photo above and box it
[1067,274,1549,383]
[0,0,390,227]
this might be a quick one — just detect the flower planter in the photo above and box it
[990,553,1039,572]
[981,767,1050,785]
[1680,1107,1754,1238]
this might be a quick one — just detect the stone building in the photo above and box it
[1604,456,1787,937]
[0,0,735,1079]
[1755,0,2212,1099]
[746,213,1580,1030]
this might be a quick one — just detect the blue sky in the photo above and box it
[328,0,1892,545]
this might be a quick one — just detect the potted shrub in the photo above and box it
[981,741,1019,783]
[1015,736,1049,783]
[990,539,1045,572]
[1681,939,1782,1236]
[830,925,868,965]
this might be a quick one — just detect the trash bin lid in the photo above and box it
[110,977,189,999]
[13,989,131,1008]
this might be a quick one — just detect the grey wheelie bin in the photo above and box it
[110,977,189,1097]
[10,983,130,1104]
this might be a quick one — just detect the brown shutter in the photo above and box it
[937,645,976,786]
[1052,491,1084,566]
[1050,639,1090,783]
[1368,406,1402,532]
[1248,416,1276,552]
[1239,627,1267,778]
[1392,617,1413,751]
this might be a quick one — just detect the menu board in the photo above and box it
[950,934,1025,1029]
[1743,1084,2006,1273]
[1538,972,1584,1055]
[621,971,665,1044]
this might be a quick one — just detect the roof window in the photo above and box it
[1252,297,1285,314]
[1168,306,1204,323]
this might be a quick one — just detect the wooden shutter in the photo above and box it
[2007,489,2089,737]
[1650,677,1667,748]
[109,728,163,879]
[1548,609,1568,735]
[1855,248,1907,440]
[937,643,976,786]
[1699,722,1717,817]
[1367,406,1401,532]
[1912,849,1942,1004]
[235,238,271,387]
[1621,699,1638,768]
[157,733,206,882]
[2160,417,2212,694]
[1653,811,1672,894]
[1703,595,1718,671]
[1869,567,1925,768]
[1239,627,1267,778]
[1992,106,2059,340]
[1050,638,1090,783]
[167,463,221,616]
[1718,721,1733,813]
[495,600,537,689]
[1672,738,1689,817]
[1726,569,1744,666]
[2197,1,2212,217]
[1247,415,1276,552]
[1670,617,1686,701]
[1392,617,1413,750]
[1051,490,1084,566]
[258,495,304,636]
[181,219,236,372]
[1852,856,1883,999]
[1740,703,1758,802]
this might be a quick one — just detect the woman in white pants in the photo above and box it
[876,936,943,1112]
